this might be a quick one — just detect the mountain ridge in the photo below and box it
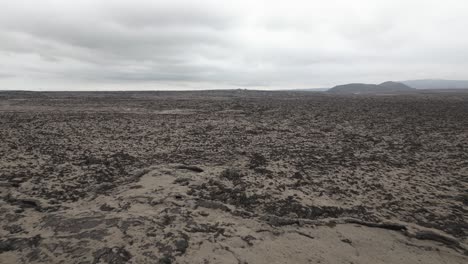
[328,81,414,94]
[402,79,468,89]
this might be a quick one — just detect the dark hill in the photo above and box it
[328,81,414,94]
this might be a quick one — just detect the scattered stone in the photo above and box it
[175,239,189,254]
[241,235,256,246]
[14,208,24,214]
[173,178,191,185]
[198,211,209,217]
[100,204,115,211]
[341,238,352,244]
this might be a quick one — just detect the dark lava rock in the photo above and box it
[196,199,231,212]
[5,195,43,212]
[241,235,256,246]
[43,215,103,233]
[249,153,267,169]
[173,178,191,186]
[341,238,352,244]
[192,180,266,210]
[185,223,225,234]
[264,198,368,220]
[92,247,132,264]
[292,172,304,180]
[175,239,189,254]
[220,168,244,181]
[70,229,109,241]
[158,255,173,264]
[14,208,24,214]
[0,235,41,253]
[100,203,115,212]
[3,224,24,234]
[175,165,204,173]
[458,194,468,206]
[261,215,300,226]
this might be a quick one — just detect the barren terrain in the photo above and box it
[0,90,467,263]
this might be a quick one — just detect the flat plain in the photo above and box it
[0,90,467,263]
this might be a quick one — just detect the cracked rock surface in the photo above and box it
[0,90,467,263]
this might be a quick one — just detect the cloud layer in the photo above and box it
[1,0,467,90]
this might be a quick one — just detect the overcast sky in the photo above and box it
[1,0,467,90]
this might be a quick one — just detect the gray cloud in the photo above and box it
[0,73,14,78]
[1,0,468,90]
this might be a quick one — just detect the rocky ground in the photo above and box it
[0,90,467,263]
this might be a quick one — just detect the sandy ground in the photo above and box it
[0,90,467,263]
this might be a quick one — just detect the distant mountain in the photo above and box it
[328,81,414,94]
[402,79,468,89]
[288,88,329,92]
